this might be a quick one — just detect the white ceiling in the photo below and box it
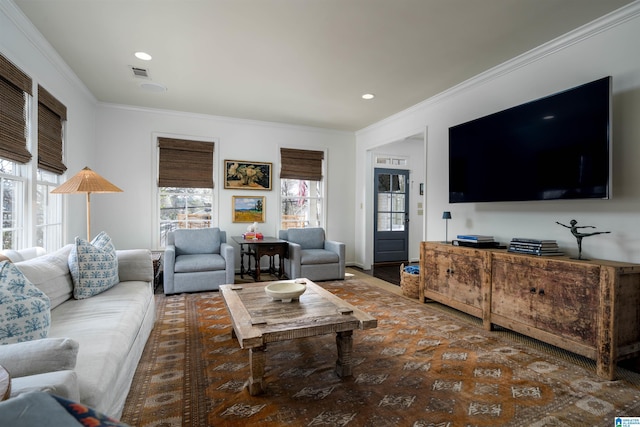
[14,0,635,131]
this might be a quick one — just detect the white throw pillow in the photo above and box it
[68,231,119,299]
[0,261,51,344]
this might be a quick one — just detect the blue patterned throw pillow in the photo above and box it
[69,231,119,299]
[0,260,51,344]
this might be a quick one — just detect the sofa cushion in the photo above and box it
[69,231,119,300]
[287,228,325,250]
[174,228,221,255]
[300,249,340,265]
[16,245,74,310]
[0,261,51,344]
[174,253,227,273]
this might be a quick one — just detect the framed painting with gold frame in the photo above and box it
[232,196,265,223]
[224,160,272,190]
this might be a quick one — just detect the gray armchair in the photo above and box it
[279,227,345,281]
[164,228,234,294]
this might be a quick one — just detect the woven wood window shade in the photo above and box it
[0,54,33,164]
[38,85,67,174]
[158,137,214,188]
[280,148,324,181]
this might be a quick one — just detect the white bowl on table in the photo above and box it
[265,280,307,302]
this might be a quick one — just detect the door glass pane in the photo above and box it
[392,213,405,231]
[392,174,401,192]
[377,213,390,231]
[378,174,390,192]
[396,174,405,193]
[377,193,391,212]
[392,194,405,212]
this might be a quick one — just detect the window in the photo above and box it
[0,54,31,250]
[0,56,65,251]
[280,148,325,230]
[36,85,66,251]
[158,137,214,246]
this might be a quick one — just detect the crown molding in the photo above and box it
[0,0,96,104]
[357,1,640,137]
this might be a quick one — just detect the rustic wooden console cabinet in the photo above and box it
[419,241,640,379]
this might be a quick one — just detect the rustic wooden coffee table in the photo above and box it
[220,279,377,395]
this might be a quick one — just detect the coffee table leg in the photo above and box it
[335,330,354,377]
[248,345,266,395]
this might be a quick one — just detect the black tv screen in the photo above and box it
[449,76,611,203]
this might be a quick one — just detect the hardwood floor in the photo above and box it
[357,262,418,286]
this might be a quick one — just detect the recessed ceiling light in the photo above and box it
[134,51,152,61]
[362,93,375,100]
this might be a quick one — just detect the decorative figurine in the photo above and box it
[556,219,610,260]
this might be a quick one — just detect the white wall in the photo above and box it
[92,105,356,265]
[356,4,640,266]
[1,1,97,244]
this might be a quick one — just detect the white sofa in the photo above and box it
[0,244,155,418]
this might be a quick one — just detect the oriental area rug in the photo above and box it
[121,273,640,427]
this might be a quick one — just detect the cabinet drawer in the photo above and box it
[491,256,600,346]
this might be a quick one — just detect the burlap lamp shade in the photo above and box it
[51,166,123,240]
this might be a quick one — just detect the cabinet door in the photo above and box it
[491,254,600,346]
[423,247,484,312]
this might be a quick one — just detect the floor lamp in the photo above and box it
[51,167,123,241]
[442,211,452,243]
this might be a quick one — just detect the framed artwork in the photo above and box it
[232,196,265,223]
[224,160,272,190]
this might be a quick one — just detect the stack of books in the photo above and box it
[242,232,264,240]
[508,238,564,256]
[452,235,499,248]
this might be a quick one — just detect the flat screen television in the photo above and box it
[449,76,611,203]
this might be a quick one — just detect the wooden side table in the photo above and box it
[231,236,288,281]
[0,364,10,401]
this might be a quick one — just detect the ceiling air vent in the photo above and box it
[130,66,150,79]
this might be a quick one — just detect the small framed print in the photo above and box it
[224,160,272,190]
[232,196,265,223]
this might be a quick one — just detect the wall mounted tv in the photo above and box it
[449,76,611,203]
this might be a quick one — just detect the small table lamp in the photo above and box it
[442,211,452,243]
[51,167,123,240]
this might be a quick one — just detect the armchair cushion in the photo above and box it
[286,227,325,249]
[300,249,340,265]
[174,228,221,255]
[174,254,227,273]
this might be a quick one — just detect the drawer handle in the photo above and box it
[446,268,454,274]
[530,287,536,294]
[538,289,545,296]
